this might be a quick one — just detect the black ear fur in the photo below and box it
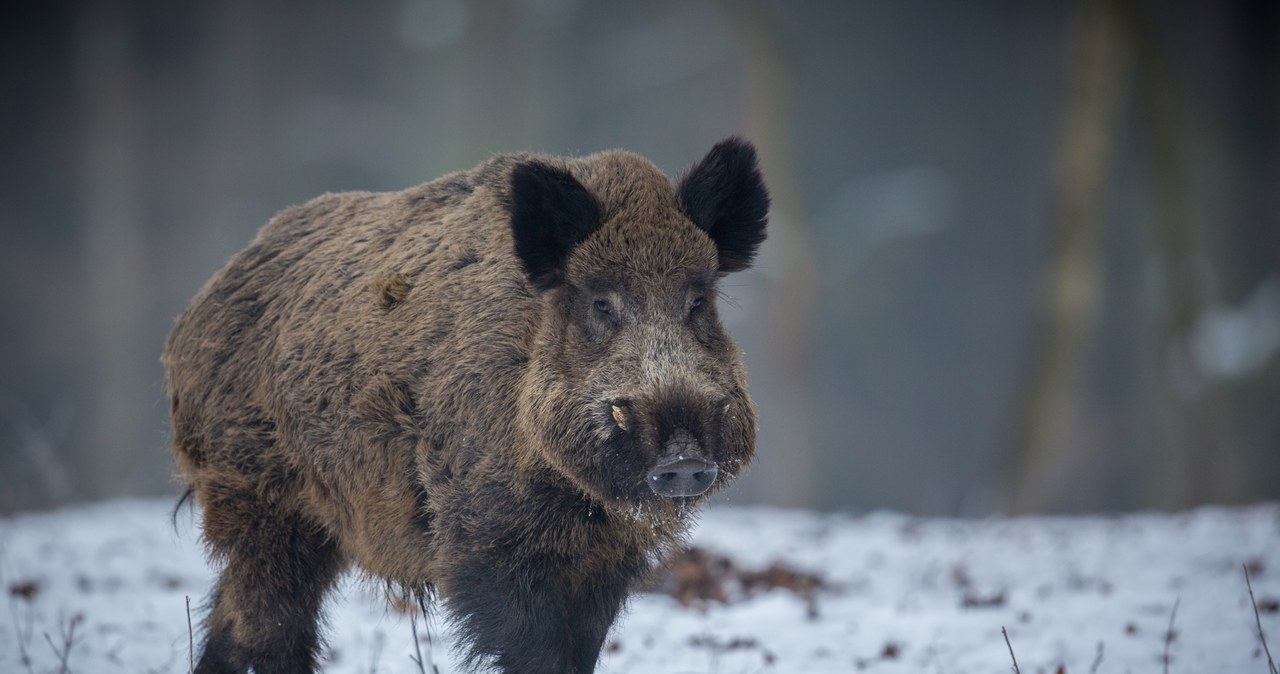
[676,137,770,273]
[509,162,603,291]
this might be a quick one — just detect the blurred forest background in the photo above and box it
[2,0,1277,516]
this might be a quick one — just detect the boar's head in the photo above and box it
[511,138,768,517]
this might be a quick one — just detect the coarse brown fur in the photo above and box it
[164,138,768,673]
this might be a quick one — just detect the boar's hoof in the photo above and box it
[647,456,717,497]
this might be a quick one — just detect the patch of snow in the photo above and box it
[2,499,1278,673]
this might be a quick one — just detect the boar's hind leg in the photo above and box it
[197,501,342,674]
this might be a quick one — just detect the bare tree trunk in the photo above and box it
[1124,1,1238,508]
[198,0,261,240]
[77,4,148,500]
[1224,0,1280,503]
[728,0,819,508]
[1008,0,1126,513]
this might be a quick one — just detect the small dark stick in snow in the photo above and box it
[1245,564,1279,674]
[1002,626,1021,674]
[1162,597,1180,674]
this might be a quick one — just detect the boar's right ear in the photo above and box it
[677,137,770,273]
[509,161,603,291]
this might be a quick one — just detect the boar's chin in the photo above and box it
[528,421,643,509]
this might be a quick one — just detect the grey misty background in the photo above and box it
[2,0,1277,516]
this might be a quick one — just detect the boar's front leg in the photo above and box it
[559,567,632,674]
[446,554,629,673]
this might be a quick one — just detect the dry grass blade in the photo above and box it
[1088,641,1104,674]
[368,630,385,674]
[1163,597,1180,674]
[409,593,440,674]
[409,610,426,674]
[1002,626,1021,674]
[8,592,36,674]
[43,612,81,674]
[1245,564,1279,674]
[186,595,195,674]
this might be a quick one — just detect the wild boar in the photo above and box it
[164,137,768,673]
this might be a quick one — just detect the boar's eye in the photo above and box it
[689,296,705,317]
[593,299,619,325]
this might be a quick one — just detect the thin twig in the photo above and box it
[1163,597,1180,674]
[1245,564,1279,674]
[1001,626,1021,674]
[1088,641,1104,674]
[186,595,195,674]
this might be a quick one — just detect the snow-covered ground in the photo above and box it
[2,499,1277,673]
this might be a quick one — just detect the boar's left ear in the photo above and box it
[509,161,603,291]
[676,137,770,273]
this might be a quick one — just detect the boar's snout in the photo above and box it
[646,429,718,497]
[647,456,717,497]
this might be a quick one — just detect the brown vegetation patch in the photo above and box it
[642,546,825,608]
